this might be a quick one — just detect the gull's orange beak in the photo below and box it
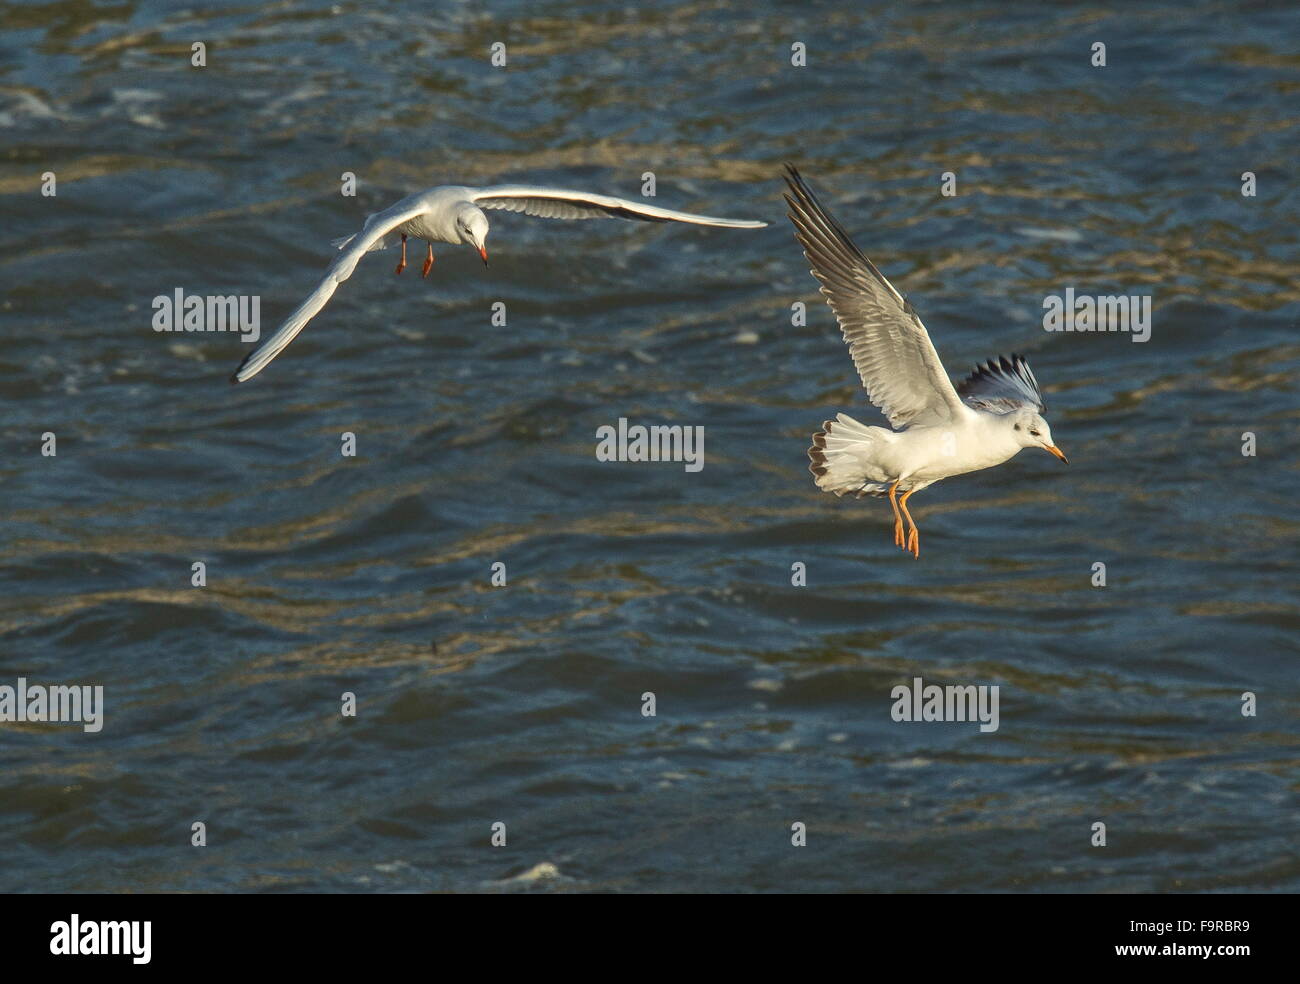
[479,247,489,267]
[1045,444,1069,464]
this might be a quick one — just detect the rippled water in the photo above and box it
[1,0,1297,892]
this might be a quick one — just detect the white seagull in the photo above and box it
[783,165,1067,558]
[231,182,767,382]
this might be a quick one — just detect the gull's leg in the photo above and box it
[422,242,434,278]
[887,481,905,549]
[395,234,407,275]
[899,487,920,559]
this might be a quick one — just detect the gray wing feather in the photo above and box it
[471,185,767,227]
[782,164,968,429]
[478,197,615,221]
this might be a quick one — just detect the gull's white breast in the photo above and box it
[887,414,1022,482]
[392,186,468,244]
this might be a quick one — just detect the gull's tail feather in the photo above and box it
[808,413,890,498]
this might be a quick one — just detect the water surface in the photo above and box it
[1,0,1297,892]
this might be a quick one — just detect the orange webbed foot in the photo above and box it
[896,488,921,559]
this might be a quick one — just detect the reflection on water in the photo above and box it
[0,0,1297,892]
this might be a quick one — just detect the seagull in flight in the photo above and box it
[782,165,1067,558]
[231,182,767,382]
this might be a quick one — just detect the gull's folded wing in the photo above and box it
[231,200,429,383]
[470,186,767,227]
[783,164,968,428]
[956,354,1045,413]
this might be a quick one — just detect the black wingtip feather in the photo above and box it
[958,352,1046,412]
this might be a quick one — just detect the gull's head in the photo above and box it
[1011,411,1067,464]
[455,205,490,265]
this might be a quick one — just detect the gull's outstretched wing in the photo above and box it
[470,186,767,227]
[957,354,1045,413]
[783,164,968,429]
[231,199,430,383]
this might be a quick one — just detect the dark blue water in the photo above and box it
[1,0,1297,892]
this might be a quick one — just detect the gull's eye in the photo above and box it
[1029,430,1040,437]
[1014,423,1021,431]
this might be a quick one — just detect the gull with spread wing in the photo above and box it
[783,164,1067,558]
[232,182,767,382]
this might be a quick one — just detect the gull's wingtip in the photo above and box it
[781,164,818,208]
[700,217,767,229]
[230,354,257,384]
[701,216,767,229]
